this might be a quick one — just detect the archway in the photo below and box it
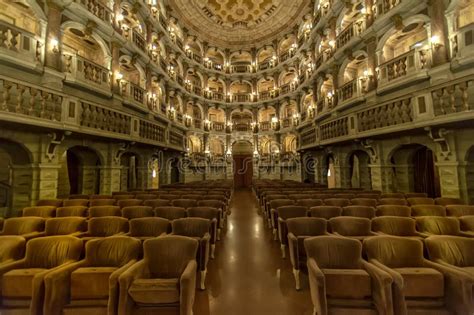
[121,152,140,191]
[349,150,372,190]
[390,144,440,197]
[58,146,101,197]
[303,154,315,183]
[170,157,181,184]
[466,146,474,204]
[232,140,254,188]
[0,139,33,216]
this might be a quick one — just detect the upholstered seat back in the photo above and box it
[350,198,377,207]
[0,236,26,263]
[23,206,56,218]
[309,206,342,219]
[56,206,88,217]
[2,217,45,235]
[460,215,474,231]
[446,205,474,217]
[121,206,154,219]
[324,198,350,207]
[117,199,143,209]
[135,194,156,201]
[304,236,362,269]
[88,217,129,236]
[143,236,198,278]
[342,206,376,219]
[378,198,408,206]
[295,199,323,208]
[416,217,461,235]
[143,199,171,207]
[287,217,327,236]
[85,236,141,267]
[171,218,210,237]
[89,206,121,217]
[435,198,464,206]
[197,200,225,210]
[172,199,198,209]
[36,199,63,207]
[364,236,424,268]
[63,199,89,207]
[425,235,474,267]
[329,217,371,236]
[24,236,82,269]
[407,197,435,206]
[45,217,87,235]
[187,207,220,220]
[154,207,186,220]
[376,205,411,217]
[89,199,116,207]
[277,206,308,220]
[380,193,405,199]
[411,205,446,217]
[372,217,417,236]
[129,218,170,237]
[269,199,294,210]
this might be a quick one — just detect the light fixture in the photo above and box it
[363,70,369,77]
[430,35,442,49]
[413,42,423,48]
[329,40,336,48]
[327,91,334,98]
[152,169,157,178]
[360,7,367,14]
[115,71,123,81]
[50,38,59,53]
[116,14,124,22]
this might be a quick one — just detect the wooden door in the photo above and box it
[233,155,253,188]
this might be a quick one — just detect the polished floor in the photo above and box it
[194,189,313,315]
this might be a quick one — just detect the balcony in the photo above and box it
[282,118,291,129]
[194,119,202,129]
[336,20,366,51]
[280,83,297,95]
[63,54,111,95]
[0,21,43,68]
[337,79,365,109]
[279,49,296,63]
[374,0,402,19]
[76,0,113,24]
[451,24,474,67]
[260,121,270,131]
[234,123,250,132]
[121,81,146,107]
[230,64,252,73]
[132,30,146,52]
[377,48,431,93]
[212,122,225,132]
[232,93,251,103]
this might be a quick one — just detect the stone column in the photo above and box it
[100,165,122,194]
[44,3,63,71]
[428,0,449,66]
[436,161,463,199]
[369,164,395,192]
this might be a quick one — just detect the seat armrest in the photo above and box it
[0,259,26,280]
[362,260,394,315]
[287,233,298,268]
[109,259,138,315]
[180,260,197,315]
[307,258,326,315]
[458,231,474,238]
[44,260,87,315]
[23,231,46,240]
[118,260,147,315]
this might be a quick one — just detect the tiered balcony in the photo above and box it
[232,93,252,103]
[120,81,146,107]
[230,64,252,73]
[279,49,296,63]
[335,20,366,51]
[313,0,332,26]
[76,0,113,24]
[451,23,474,66]
[374,0,402,19]
[260,121,271,132]
[212,122,225,132]
[0,22,43,68]
[282,118,291,129]
[337,79,365,109]
[63,54,111,94]
[377,48,431,92]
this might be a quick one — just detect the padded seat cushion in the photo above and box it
[322,269,371,299]
[394,268,444,298]
[2,268,47,298]
[128,278,180,304]
[71,267,118,299]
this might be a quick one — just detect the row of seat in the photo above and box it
[303,235,474,315]
[0,234,201,315]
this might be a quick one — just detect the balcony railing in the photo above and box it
[260,121,270,131]
[121,81,145,105]
[0,21,43,66]
[378,48,430,85]
[63,54,111,91]
[282,118,291,128]
[213,122,225,132]
[77,0,113,24]
[451,24,474,61]
[336,20,366,50]
[232,93,251,103]
[132,30,146,52]
[259,91,271,101]
[194,119,202,129]
[234,123,250,132]
[80,101,131,134]
[230,64,251,73]
[374,0,402,19]
[337,79,360,103]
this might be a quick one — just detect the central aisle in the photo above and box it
[194,189,313,315]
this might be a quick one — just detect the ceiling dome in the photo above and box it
[165,0,312,49]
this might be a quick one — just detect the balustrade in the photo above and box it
[76,0,113,24]
[260,121,270,131]
[213,121,225,132]
[80,102,131,134]
[320,117,349,141]
[374,0,402,18]
[140,120,165,142]
[431,79,472,116]
[301,129,316,146]
[451,24,474,60]
[336,20,365,50]
[378,49,430,85]
[230,64,251,73]
[63,54,111,91]
[338,79,359,102]
[232,93,251,103]
[0,78,62,121]
[357,97,413,132]
[132,30,146,52]
[0,21,43,65]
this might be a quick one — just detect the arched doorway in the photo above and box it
[57,146,101,196]
[349,150,372,190]
[390,144,440,197]
[170,158,181,184]
[303,154,315,183]
[232,140,253,188]
[0,139,33,216]
[121,152,140,191]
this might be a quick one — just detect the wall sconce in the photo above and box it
[327,91,334,99]
[308,104,315,119]
[115,71,123,82]
[328,40,336,48]
[253,149,260,160]
[431,35,442,49]
[271,117,280,131]
[50,38,59,53]
[116,14,124,24]
[226,121,233,133]
[204,119,211,131]
[167,106,176,120]
[183,114,192,127]
[292,113,300,126]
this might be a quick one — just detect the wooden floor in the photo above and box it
[193,189,313,315]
